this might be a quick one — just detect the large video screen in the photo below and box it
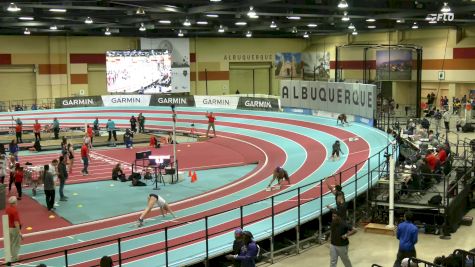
[106,50,172,93]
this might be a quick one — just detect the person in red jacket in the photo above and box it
[86,124,94,145]
[15,123,22,143]
[81,142,90,176]
[5,196,22,263]
[33,119,41,141]
[437,146,447,164]
[14,164,24,199]
[425,151,438,172]
[205,112,216,138]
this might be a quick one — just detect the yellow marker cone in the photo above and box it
[77,204,83,208]
[110,184,115,187]
[26,227,32,231]
[49,215,55,219]
[73,193,79,196]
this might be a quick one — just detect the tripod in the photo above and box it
[152,165,166,190]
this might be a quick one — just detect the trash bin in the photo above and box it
[0,184,6,210]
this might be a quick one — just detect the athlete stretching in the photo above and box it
[138,194,175,227]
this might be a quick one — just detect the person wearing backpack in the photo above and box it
[226,231,259,267]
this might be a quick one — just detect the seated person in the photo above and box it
[112,163,126,181]
[425,151,439,172]
[421,117,430,130]
[404,119,416,135]
[131,175,146,186]
[437,146,447,164]
[28,138,42,152]
[267,166,290,189]
[149,136,159,148]
[337,113,349,126]
[124,129,134,149]
[143,167,153,180]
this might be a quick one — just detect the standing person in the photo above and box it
[325,177,346,201]
[49,159,59,187]
[124,129,134,149]
[130,115,137,133]
[137,194,175,227]
[43,164,55,211]
[52,118,60,139]
[393,211,418,267]
[9,140,19,162]
[329,212,357,267]
[5,196,22,263]
[67,143,75,174]
[58,156,68,201]
[226,231,258,267]
[205,112,216,138]
[327,192,348,221]
[443,109,450,132]
[15,122,22,143]
[14,164,24,200]
[81,142,90,176]
[138,113,145,133]
[33,119,41,141]
[331,140,344,161]
[86,124,94,146]
[0,154,6,184]
[99,256,113,267]
[8,154,16,193]
[231,228,244,267]
[93,118,99,133]
[106,119,117,143]
[266,166,290,190]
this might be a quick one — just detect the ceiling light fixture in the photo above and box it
[218,25,225,33]
[441,2,451,13]
[19,17,34,20]
[396,19,405,23]
[303,32,309,38]
[348,23,355,29]
[307,23,318,28]
[287,16,301,20]
[247,6,256,17]
[338,0,349,9]
[246,31,252,38]
[412,22,418,29]
[352,29,358,35]
[85,17,93,24]
[7,3,21,12]
[159,20,171,24]
[50,25,58,30]
[270,21,277,28]
[136,7,145,15]
[342,11,350,21]
[197,21,208,25]
[210,0,221,2]
[24,28,30,35]
[139,23,146,31]
[368,25,376,29]
[291,27,298,33]
[105,28,111,35]
[206,14,219,18]
[183,19,191,26]
[49,8,66,13]
[235,21,247,26]
[178,30,184,37]
[366,18,376,22]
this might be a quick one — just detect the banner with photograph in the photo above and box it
[302,51,330,81]
[101,95,151,107]
[141,38,190,93]
[150,95,195,107]
[194,96,239,109]
[376,49,412,80]
[279,80,376,119]
[274,53,302,78]
[237,97,280,111]
[55,96,103,108]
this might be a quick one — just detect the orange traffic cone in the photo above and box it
[188,170,192,177]
[191,171,197,183]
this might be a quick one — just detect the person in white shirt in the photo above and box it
[442,110,451,131]
[0,154,6,184]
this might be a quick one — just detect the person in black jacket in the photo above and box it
[58,156,68,201]
[130,115,137,133]
[43,164,55,211]
[231,228,244,267]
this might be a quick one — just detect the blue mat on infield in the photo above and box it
[27,164,257,224]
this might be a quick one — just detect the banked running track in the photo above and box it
[0,107,392,267]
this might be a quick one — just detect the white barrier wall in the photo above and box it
[280,80,376,119]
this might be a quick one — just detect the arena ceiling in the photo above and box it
[1,0,475,38]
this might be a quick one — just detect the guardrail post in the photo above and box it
[240,206,244,229]
[297,187,301,254]
[165,227,169,267]
[367,159,371,203]
[64,249,69,267]
[318,180,323,244]
[118,237,122,267]
[205,216,209,266]
[354,165,357,226]
[271,196,275,264]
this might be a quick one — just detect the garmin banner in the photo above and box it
[150,95,195,107]
[280,80,376,118]
[55,96,103,108]
[237,97,280,111]
[101,95,151,107]
[194,96,239,109]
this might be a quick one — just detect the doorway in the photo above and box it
[229,62,271,95]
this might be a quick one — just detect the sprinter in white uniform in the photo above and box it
[138,193,175,227]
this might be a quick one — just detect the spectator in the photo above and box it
[231,228,244,267]
[443,109,450,131]
[43,164,55,211]
[5,196,22,263]
[329,212,356,267]
[52,118,60,139]
[226,231,258,267]
[394,211,418,267]
[138,113,145,133]
[106,119,117,143]
[0,154,6,184]
[33,119,41,141]
[99,256,113,267]
[130,115,137,133]
[58,156,68,201]
[31,103,37,110]
[15,122,22,144]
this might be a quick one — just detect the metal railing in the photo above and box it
[2,142,393,266]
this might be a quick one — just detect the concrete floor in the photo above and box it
[260,209,474,267]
